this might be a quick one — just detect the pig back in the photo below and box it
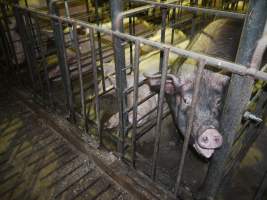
[174,18,243,75]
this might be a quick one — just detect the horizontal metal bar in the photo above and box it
[119,4,154,18]
[11,4,267,82]
[130,0,246,19]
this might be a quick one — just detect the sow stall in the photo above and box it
[1,0,267,199]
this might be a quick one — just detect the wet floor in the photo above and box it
[0,86,132,200]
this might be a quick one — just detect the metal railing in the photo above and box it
[2,0,267,199]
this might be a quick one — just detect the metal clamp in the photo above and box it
[243,111,263,123]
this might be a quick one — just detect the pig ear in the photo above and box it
[204,70,230,90]
[143,73,183,95]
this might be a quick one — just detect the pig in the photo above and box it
[102,30,188,130]
[144,19,243,158]
[46,26,94,80]
[103,74,158,129]
[140,28,187,55]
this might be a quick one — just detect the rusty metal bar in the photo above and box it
[131,40,141,168]
[130,0,246,19]
[151,47,170,181]
[49,0,76,122]
[89,27,101,145]
[110,0,127,158]
[72,23,87,131]
[199,0,267,199]
[174,59,206,196]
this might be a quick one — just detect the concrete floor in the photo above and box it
[0,86,132,200]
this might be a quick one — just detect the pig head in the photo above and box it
[144,19,242,158]
[144,66,229,158]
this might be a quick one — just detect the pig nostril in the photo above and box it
[201,136,209,144]
[214,136,222,145]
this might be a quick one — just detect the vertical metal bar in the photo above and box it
[133,16,136,36]
[72,23,87,131]
[110,0,127,159]
[24,12,44,96]
[94,0,106,92]
[159,4,167,72]
[49,1,75,122]
[199,1,267,199]
[64,0,74,45]
[190,2,197,39]
[0,19,12,79]
[33,15,53,105]
[0,4,19,75]
[171,7,176,45]
[254,170,267,200]
[151,47,170,181]
[84,0,90,22]
[128,1,133,71]
[89,27,101,145]
[13,6,36,90]
[131,40,141,168]
[174,59,206,196]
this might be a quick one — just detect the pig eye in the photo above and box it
[182,96,192,105]
[214,98,222,107]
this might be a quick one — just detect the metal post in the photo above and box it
[110,0,127,159]
[159,4,167,72]
[151,47,170,181]
[94,0,106,92]
[175,59,206,196]
[198,1,267,199]
[131,40,141,168]
[49,0,76,122]
[12,0,36,90]
[0,3,19,76]
[254,170,267,200]
[89,28,101,145]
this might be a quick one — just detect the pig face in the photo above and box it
[144,69,229,158]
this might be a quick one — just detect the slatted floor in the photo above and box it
[0,87,132,200]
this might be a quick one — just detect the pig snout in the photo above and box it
[197,128,223,149]
[194,128,223,158]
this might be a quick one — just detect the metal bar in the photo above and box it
[89,27,101,145]
[159,4,167,72]
[131,40,141,168]
[72,23,87,131]
[48,0,75,122]
[64,0,74,44]
[0,4,20,75]
[110,0,127,159]
[11,5,267,82]
[32,14,53,105]
[24,11,44,96]
[151,47,170,181]
[128,1,133,72]
[254,170,267,200]
[174,59,206,196]
[12,5,36,89]
[199,0,267,199]
[94,0,106,92]
[130,0,246,19]
[117,4,154,18]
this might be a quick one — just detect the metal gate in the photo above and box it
[1,0,267,199]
